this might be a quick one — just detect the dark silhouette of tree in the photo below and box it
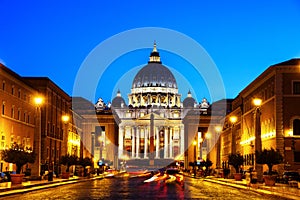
[256,148,283,175]
[228,153,244,173]
[60,154,78,172]
[1,143,36,174]
[78,157,93,176]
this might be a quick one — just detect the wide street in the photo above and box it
[0,176,290,200]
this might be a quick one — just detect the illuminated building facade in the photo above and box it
[216,59,300,175]
[0,64,39,173]
[24,77,73,175]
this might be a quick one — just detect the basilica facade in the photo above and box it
[108,43,210,168]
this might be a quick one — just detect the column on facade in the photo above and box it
[144,126,148,158]
[169,128,173,158]
[119,127,124,158]
[155,126,159,158]
[132,127,135,158]
[180,125,184,156]
[136,126,140,158]
[164,127,169,158]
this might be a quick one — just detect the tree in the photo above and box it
[204,158,213,176]
[256,148,283,175]
[228,153,244,173]
[60,154,78,172]
[1,143,36,174]
[78,157,93,176]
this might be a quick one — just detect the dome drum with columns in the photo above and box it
[129,42,181,108]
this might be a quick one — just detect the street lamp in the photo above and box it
[205,132,211,139]
[193,139,197,177]
[253,98,263,181]
[61,114,70,175]
[32,96,43,177]
[215,125,222,168]
[230,116,237,124]
[230,116,237,154]
[62,115,70,124]
[215,126,222,133]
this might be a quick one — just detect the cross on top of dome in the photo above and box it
[149,41,161,64]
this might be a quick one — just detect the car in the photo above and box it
[282,171,300,183]
[165,168,184,186]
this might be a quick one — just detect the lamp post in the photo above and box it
[98,136,103,161]
[230,116,237,154]
[61,114,70,175]
[62,114,70,155]
[215,125,222,170]
[253,98,263,181]
[199,137,204,159]
[193,140,197,177]
[32,96,43,177]
[253,98,262,153]
[204,132,212,159]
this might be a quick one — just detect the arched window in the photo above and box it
[293,119,300,136]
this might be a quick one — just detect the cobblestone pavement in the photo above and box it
[0,176,293,200]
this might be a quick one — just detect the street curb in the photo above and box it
[0,176,104,198]
[204,178,300,200]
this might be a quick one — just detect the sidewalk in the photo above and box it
[204,176,300,200]
[0,175,104,198]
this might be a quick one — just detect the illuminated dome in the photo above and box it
[132,43,177,89]
[112,90,126,108]
[183,90,196,108]
[128,42,181,108]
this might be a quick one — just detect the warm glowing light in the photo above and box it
[253,98,262,107]
[215,126,222,133]
[199,138,203,143]
[193,140,197,146]
[261,131,276,139]
[285,129,293,137]
[240,136,255,145]
[62,115,70,123]
[230,116,237,123]
[98,136,104,142]
[34,96,44,106]
[205,132,211,139]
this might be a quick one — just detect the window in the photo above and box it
[294,151,300,162]
[17,109,21,120]
[293,119,300,136]
[27,114,30,123]
[11,86,14,95]
[11,107,14,118]
[293,81,300,94]
[2,102,5,115]
[18,89,21,98]
[2,81,5,91]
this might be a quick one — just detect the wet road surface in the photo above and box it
[0,176,290,200]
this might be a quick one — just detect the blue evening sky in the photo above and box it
[1,1,300,104]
